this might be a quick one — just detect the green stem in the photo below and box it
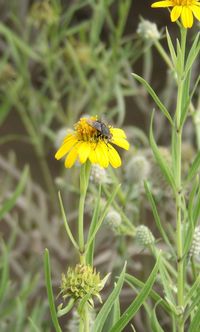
[175,27,187,332]
[78,162,91,257]
[78,161,91,332]
[154,40,174,71]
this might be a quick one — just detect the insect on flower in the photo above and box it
[87,119,113,141]
[55,116,129,168]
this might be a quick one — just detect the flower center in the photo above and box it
[174,0,194,5]
[75,117,99,142]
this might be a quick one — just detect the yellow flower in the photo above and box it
[55,116,129,168]
[151,0,200,28]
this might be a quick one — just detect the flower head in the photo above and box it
[55,116,129,168]
[151,0,200,28]
[61,264,110,306]
[137,19,161,40]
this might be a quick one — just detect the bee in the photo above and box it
[87,119,112,140]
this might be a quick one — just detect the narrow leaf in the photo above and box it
[150,111,175,191]
[166,28,177,68]
[144,181,173,251]
[0,242,9,301]
[86,185,101,265]
[150,302,165,332]
[185,33,200,76]
[186,151,200,182]
[58,191,79,250]
[92,262,126,332]
[0,165,29,220]
[85,184,121,253]
[188,302,200,332]
[132,74,173,125]
[44,249,62,332]
[110,255,160,332]
[125,274,171,314]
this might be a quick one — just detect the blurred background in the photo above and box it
[0,1,199,331]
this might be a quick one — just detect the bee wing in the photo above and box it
[87,119,102,131]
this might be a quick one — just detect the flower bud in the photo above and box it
[189,226,200,259]
[90,164,110,184]
[136,225,155,246]
[104,209,122,232]
[125,154,151,184]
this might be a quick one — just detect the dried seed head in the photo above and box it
[137,19,161,40]
[136,225,155,246]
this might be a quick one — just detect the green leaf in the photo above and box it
[85,184,121,254]
[179,70,191,127]
[176,39,182,75]
[144,181,173,251]
[150,111,175,191]
[185,274,200,307]
[183,178,198,257]
[0,165,29,221]
[112,296,121,325]
[57,298,75,318]
[44,249,62,332]
[132,74,173,125]
[186,151,200,183]
[0,23,40,61]
[193,184,200,226]
[150,302,165,332]
[125,274,171,315]
[0,242,9,302]
[86,185,101,265]
[180,74,200,128]
[58,191,79,251]
[188,301,200,332]
[166,28,177,68]
[92,262,126,332]
[185,33,200,77]
[109,255,160,332]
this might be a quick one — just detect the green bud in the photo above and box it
[136,225,155,246]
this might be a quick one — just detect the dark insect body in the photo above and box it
[87,119,112,140]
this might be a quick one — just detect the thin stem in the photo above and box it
[154,40,174,71]
[77,162,91,332]
[78,162,91,256]
[175,27,187,332]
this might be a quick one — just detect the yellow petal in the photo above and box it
[192,5,200,21]
[55,136,77,160]
[63,133,75,143]
[181,7,193,28]
[107,144,121,168]
[151,1,174,8]
[110,128,127,139]
[171,6,182,22]
[95,142,109,168]
[89,144,98,164]
[64,143,81,168]
[77,142,91,164]
[111,137,130,150]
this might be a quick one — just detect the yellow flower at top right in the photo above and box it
[151,0,200,28]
